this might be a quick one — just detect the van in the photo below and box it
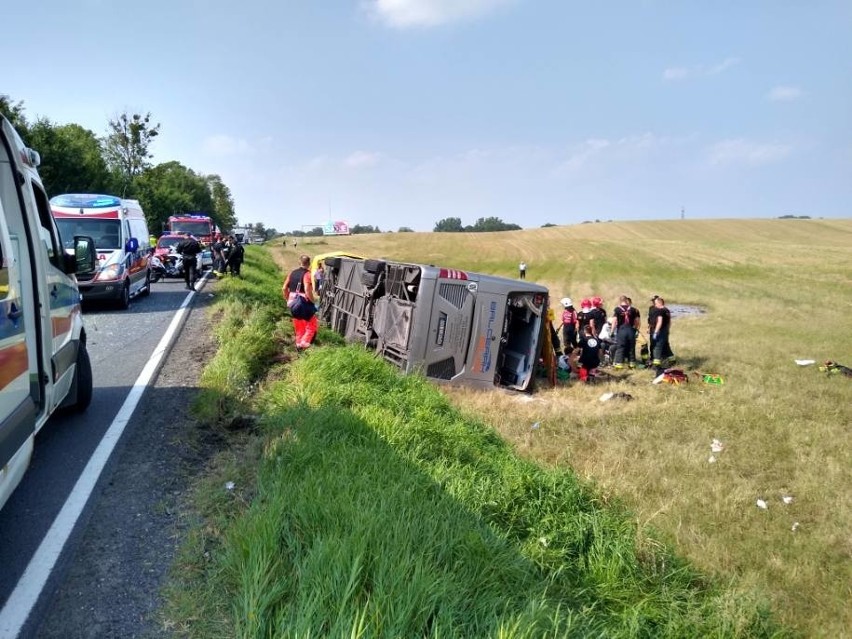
[1,116,96,511]
[51,194,152,308]
[319,256,549,391]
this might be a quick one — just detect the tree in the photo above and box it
[0,94,28,134]
[398,227,414,232]
[104,111,161,195]
[134,161,213,233]
[206,174,236,231]
[433,217,464,232]
[350,224,381,234]
[469,217,521,232]
[27,119,112,196]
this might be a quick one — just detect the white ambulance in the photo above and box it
[0,116,96,511]
[51,193,152,309]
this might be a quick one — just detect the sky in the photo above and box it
[2,0,850,232]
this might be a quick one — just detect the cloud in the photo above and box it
[202,134,251,157]
[767,85,803,102]
[554,133,675,174]
[663,57,740,82]
[344,151,383,168]
[368,0,513,28]
[708,138,792,166]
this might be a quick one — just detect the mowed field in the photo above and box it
[278,219,852,636]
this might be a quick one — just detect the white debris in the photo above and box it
[782,495,794,505]
[652,373,666,385]
[225,481,235,491]
[711,438,724,453]
[791,522,800,532]
[538,537,549,547]
[794,359,816,366]
[599,392,615,402]
[531,422,541,430]
[756,499,768,510]
[708,455,717,464]
[557,355,571,370]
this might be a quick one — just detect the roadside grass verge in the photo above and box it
[162,243,790,638]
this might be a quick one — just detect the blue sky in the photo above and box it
[3,0,850,231]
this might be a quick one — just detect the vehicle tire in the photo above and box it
[71,342,93,412]
[363,259,385,274]
[140,270,151,296]
[326,256,342,271]
[151,270,163,284]
[117,280,131,309]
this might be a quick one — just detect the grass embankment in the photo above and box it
[163,240,791,637]
[280,219,852,637]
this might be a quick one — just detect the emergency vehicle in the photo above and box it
[166,213,215,244]
[319,256,549,391]
[51,194,152,308]
[1,115,96,511]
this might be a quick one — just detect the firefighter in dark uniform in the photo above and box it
[612,295,641,369]
[176,232,202,290]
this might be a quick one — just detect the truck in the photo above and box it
[318,256,549,391]
[166,213,215,244]
[1,116,97,511]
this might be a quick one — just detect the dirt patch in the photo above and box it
[35,284,224,639]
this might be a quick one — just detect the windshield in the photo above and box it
[157,236,183,250]
[55,218,122,249]
[170,221,210,236]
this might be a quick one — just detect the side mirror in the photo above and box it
[125,237,139,253]
[68,235,97,275]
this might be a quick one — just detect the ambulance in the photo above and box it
[51,193,152,308]
[0,115,96,511]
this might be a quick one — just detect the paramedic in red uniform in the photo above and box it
[282,254,318,349]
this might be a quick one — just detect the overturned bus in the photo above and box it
[318,256,549,391]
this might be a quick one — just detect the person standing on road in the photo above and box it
[612,295,641,369]
[282,254,318,349]
[518,261,527,279]
[226,235,244,277]
[175,232,202,291]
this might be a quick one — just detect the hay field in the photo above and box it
[275,218,852,636]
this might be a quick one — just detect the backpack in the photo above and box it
[286,269,315,319]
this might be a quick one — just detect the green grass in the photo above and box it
[163,221,852,637]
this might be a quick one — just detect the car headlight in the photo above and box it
[94,263,124,281]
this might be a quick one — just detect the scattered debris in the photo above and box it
[795,359,815,366]
[782,495,794,505]
[697,372,725,385]
[791,522,800,532]
[599,391,634,402]
[652,368,689,385]
[819,361,852,377]
[708,455,717,464]
[538,537,549,547]
[225,481,235,491]
[756,498,768,510]
[711,438,724,453]
[531,422,541,430]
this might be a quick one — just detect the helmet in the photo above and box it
[580,298,592,308]
[560,297,573,308]
[592,296,603,307]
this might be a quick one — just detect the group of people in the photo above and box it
[556,294,674,381]
[211,234,245,278]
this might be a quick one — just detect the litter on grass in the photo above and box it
[599,391,634,402]
[708,455,717,463]
[791,522,800,532]
[782,495,794,504]
[225,481,235,491]
[819,361,852,377]
[756,499,768,510]
[698,373,725,385]
[531,422,541,430]
[711,438,724,453]
[795,359,816,366]
[652,368,689,385]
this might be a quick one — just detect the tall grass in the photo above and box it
[275,220,852,636]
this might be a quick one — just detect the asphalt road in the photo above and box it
[0,276,211,638]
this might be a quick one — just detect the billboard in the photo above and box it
[323,220,350,236]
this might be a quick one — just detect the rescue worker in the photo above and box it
[612,295,641,369]
[211,233,225,276]
[282,254,318,349]
[226,235,244,276]
[577,324,601,382]
[559,297,578,355]
[175,232,202,291]
[651,296,673,368]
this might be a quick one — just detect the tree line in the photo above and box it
[1,94,237,236]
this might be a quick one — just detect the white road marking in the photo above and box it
[0,273,208,638]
